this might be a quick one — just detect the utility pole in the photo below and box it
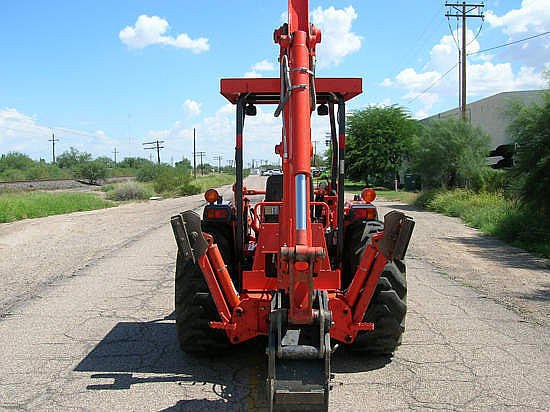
[143,140,165,165]
[196,151,206,175]
[213,155,223,173]
[48,131,59,163]
[446,2,484,122]
[312,140,321,169]
[112,147,119,165]
[193,128,197,178]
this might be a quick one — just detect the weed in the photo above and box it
[0,191,115,223]
[105,182,153,201]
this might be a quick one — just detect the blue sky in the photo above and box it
[1,0,548,166]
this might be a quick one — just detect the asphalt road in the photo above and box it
[0,176,549,411]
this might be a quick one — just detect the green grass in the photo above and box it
[194,173,235,192]
[375,190,420,204]
[415,189,550,259]
[0,191,116,223]
[344,180,420,204]
[343,180,366,192]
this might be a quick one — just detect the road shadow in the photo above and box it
[75,312,396,410]
[74,312,264,411]
[439,235,550,271]
[516,283,550,302]
[332,351,392,373]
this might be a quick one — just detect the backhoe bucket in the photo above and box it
[268,291,331,411]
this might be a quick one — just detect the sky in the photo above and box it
[0,0,548,167]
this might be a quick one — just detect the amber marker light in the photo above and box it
[361,188,376,202]
[205,189,219,204]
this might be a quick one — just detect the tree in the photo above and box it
[346,105,417,185]
[57,147,92,169]
[507,92,550,212]
[0,152,35,172]
[77,160,107,184]
[409,118,490,189]
[118,157,154,169]
[175,158,192,174]
[95,156,115,168]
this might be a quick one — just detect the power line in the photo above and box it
[112,147,119,165]
[213,155,223,173]
[143,140,165,165]
[196,151,206,175]
[390,5,446,76]
[445,2,485,122]
[468,31,550,56]
[48,131,59,163]
[407,62,459,105]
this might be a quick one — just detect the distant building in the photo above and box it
[421,90,546,150]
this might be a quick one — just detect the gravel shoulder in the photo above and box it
[375,198,550,326]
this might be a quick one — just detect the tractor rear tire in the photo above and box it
[345,221,407,355]
[175,251,231,354]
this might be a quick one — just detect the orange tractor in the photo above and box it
[171,1,414,410]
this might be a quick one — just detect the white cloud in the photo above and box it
[385,26,546,115]
[485,0,550,68]
[414,110,429,120]
[244,59,276,78]
[0,108,136,160]
[182,99,202,116]
[244,71,262,78]
[252,60,275,72]
[311,6,362,68]
[380,78,394,87]
[119,15,209,53]
[486,0,550,35]
[146,103,332,167]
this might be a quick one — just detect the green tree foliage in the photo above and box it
[346,105,417,185]
[175,158,192,174]
[57,147,92,169]
[507,92,550,212]
[410,118,490,189]
[153,168,199,195]
[77,160,107,184]
[95,156,116,168]
[117,157,154,169]
[136,163,174,182]
[0,152,35,172]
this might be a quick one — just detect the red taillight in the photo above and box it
[214,209,228,219]
[352,206,377,220]
[205,207,229,220]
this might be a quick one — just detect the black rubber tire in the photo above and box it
[201,222,237,287]
[345,221,407,355]
[175,252,231,354]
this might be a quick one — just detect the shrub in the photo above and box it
[136,164,172,182]
[178,182,201,196]
[507,92,550,212]
[410,118,490,189]
[0,152,35,173]
[77,160,107,184]
[105,182,152,201]
[153,169,201,195]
